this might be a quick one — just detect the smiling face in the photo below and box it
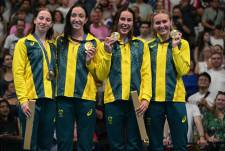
[34,10,53,34]
[152,13,172,39]
[117,10,134,38]
[215,93,225,111]
[70,6,87,32]
[198,75,210,89]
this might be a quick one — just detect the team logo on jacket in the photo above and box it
[182,116,187,123]
[133,42,139,48]
[58,109,64,118]
[30,42,35,46]
[107,116,113,125]
[86,109,93,117]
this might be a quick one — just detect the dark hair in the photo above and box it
[1,53,12,72]
[112,7,135,42]
[0,98,10,107]
[31,8,54,40]
[53,10,64,23]
[140,21,151,27]
[198,72,211,83]
[196,31,211,54]
[0,98,15,121]
[63,2,89,40]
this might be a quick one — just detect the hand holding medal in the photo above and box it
[85,42,96,64]
[170,29,182,48]
[104,32,120,53]
[111,32,120,41]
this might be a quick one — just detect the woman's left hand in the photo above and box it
[172,32,182,48]
[136,99,149,116]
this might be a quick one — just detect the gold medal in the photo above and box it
[47,70,55,81]
[170,29,179,39]
[111,32,120,41]
[84,42,94,51]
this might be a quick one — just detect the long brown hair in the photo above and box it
[112,7,135,42]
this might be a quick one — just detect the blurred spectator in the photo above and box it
[194,31,211,63]
[129,4,141,36]
[129,0,153,21]
[203,91,225,150]
[0,53,13,97]
[0,15,7,49]
[19,0,34,23]
[209,25,224,49]
[95,0,118,27]
[53,10,64,38]
[3,19,25,55]
[172,5,192,41]
[36,0,48,9]
[202,0,224,32]
[138,21,152,41]
[183,60,198,98]
[207,52,225,100]
[163,101,207,146]
[56,0,70,18]
[213,44,224,55]
[186,102,207,145]
[89,6,110,41]
[0,99,22,151]
[188,72,214,113]
[195,46,212,74]
[3,81,18,117]
[176,0,196,46]
[76,0,97,15]
[46,0,60,12]
[9,9,31,36]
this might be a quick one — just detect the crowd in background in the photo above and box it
[0,0,225,151]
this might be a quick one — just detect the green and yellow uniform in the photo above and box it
[13,34,56,150]
[55,33,111,151]
[104,37,152,151]
[145,36,190,151]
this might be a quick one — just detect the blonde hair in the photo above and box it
[150,9,175,38]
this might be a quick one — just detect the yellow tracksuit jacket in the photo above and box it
[147,36,190,102]
[104,37,152,104]
[13,34,56,104]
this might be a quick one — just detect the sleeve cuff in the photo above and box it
[140,94,151,102]
[20,98,29,105]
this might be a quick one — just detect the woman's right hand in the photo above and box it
[21,101,31,117]
[104,37,117,53]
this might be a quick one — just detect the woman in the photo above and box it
[13,8,56,150]
[203,91,225,150]
[146,10,190,151]
[52,10,64,39]
[195,46,212,74]
[55,3,111,151]
[194,31,211,63]
[0,99,22,150]
[0,53,13,96]
[103,7,152,151]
